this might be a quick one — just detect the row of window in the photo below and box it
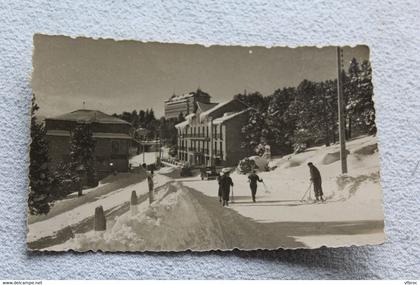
[179,125,223,139]
[179,140,224,156]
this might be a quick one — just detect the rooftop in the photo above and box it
[213,108,252,125]
[196,101,218,113]
[47,109,131,125]
[165,93,195,103]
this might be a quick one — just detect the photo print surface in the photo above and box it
[28,34,384,251]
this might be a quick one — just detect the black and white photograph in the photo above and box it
[27,34,384,251]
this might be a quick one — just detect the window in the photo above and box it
[111,140,120,154]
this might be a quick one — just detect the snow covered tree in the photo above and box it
[344,58,376,137]
[29,95,52,215]
[285,79,339,149]
[359,60,376,134]
[70,123,97,190]
[234,91,269,111]
[344,58,361,138]
[178,112,185,122]
[240,109,280,155]
[240,109,269,153]
[286,80,322,147]
[267,87,297,154]
[50,162,81,199]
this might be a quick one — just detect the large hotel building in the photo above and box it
[164,90,212,119]
[175,98,252,167]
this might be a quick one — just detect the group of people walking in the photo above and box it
[216,162,324,207]
[217,168,264,207]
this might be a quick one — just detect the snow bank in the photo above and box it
[27,174,171,243]
[129,152,158,167]
[54,182,299,251]
[58,182,226,251]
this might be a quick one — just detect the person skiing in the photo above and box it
[307,162,324,202]
[220,169,233,207]
[248,169,263,202]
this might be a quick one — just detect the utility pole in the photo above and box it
[142,142,145,164]
[336,47,348,174]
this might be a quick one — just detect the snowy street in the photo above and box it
[27,136,385,251]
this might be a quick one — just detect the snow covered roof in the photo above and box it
[165,93,194,103]
[48,109,131,125]
[175,113,196,129]
[185,113,195,120]
[175,120,189,129]
[213,108,251,125]
[199,100,231,122]
[198,99,249,123]
[46,130,133,140]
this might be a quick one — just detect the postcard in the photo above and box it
[27,34,384,251]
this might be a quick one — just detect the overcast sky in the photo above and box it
[32,34,369,118]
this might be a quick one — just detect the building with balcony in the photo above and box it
[45,109,135,180]
[164,89,212,119]
[175,99,252,167]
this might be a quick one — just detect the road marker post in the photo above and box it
[130,190,138,216]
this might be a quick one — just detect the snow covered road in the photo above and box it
[27,136,385,250]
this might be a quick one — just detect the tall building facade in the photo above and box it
[175,99,252,167]
[164,89,211,119]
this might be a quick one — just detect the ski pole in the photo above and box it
[300,181,312,201]
[231,185,234,203]
[263,182,270,193]
[308,183,312,201]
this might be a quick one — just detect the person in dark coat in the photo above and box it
[217,173,223,203]
[307,162,324,201]
[147,171,154,204]
[220,171,233,206]
[248,170,263,202]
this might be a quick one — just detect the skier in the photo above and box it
[307,162,324,202]
[248,170,263,202]
[220,169,233,207]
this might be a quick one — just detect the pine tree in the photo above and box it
[344,58,376,136]
[345,58,361,138]
[29,95,52,215]
[178,112,185,122]
[131,110,139,128]
[138,110,146,127]
[70,123,97,192]
[359,60,376,134]
[241,109,272,154]
[288,80,322,147]
[234,91,268,111]
[267,87,297,154]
